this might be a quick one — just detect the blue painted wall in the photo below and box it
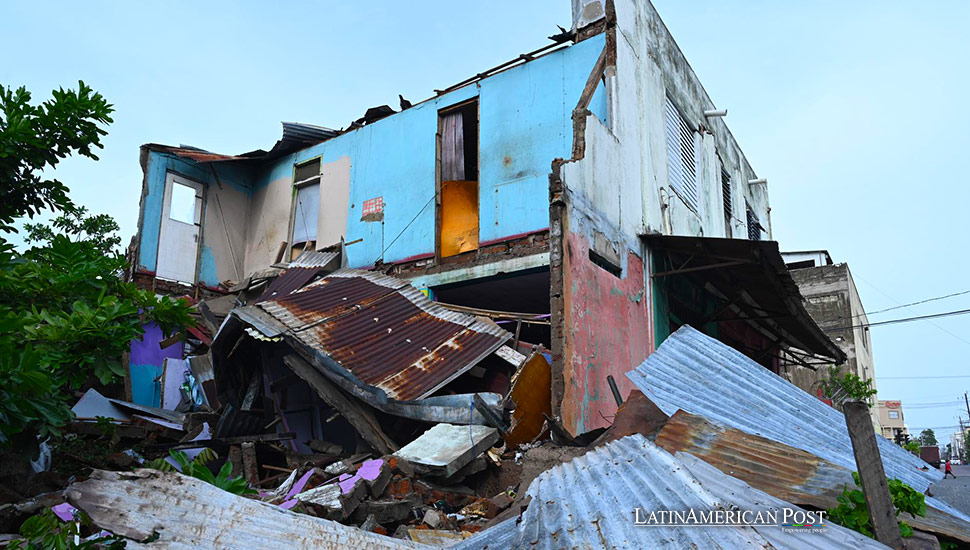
[138,152,253,285]
[138,34,606,275]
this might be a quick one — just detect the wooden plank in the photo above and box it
[495,345,526,367]
[146,431,296,452]
[844,400,904,549]
[241,441,259,486]
[283,355,397,455]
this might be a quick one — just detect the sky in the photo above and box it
[2,1,969,446]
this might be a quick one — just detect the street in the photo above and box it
[929,464,970,517]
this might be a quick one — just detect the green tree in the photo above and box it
[919,428,937,447]
[0,83,193,448]
[0,81,113,232]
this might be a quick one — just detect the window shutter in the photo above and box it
[665,97,699,211]
[721,166,732,235]
[746,203,762,241]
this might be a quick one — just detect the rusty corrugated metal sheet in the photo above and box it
[257,251,339,303]
[656,410,970,544]
[656,410,850,509]
[254,269,510,401]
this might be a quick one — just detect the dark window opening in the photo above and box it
[432,267,550,350]
[589,249,622,278]
[438,99,480,258]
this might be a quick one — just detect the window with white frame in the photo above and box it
[665,96,700,212]
[291,158,321,260]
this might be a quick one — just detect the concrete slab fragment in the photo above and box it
[394,424,499,478]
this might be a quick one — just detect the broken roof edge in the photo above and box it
[222,307,504,425]
[140,121,339,166]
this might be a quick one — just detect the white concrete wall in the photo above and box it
[563,0,771,252]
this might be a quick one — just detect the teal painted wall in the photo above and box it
[138,35,606,276]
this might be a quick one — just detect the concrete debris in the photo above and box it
[394,424,500,478]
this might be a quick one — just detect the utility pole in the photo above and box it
[965,392,970,423]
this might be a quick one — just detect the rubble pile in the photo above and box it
[4,257,970,549]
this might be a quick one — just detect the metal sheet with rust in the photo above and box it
[255,269,510,402]
[656,410,970,544]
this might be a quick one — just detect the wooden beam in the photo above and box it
[283,355,397,455]
[844,400,904,549]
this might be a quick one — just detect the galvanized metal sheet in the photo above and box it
[455,435,889,550]
[627,326,942,492]
[67,469,430,550]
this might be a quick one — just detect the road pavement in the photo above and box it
[928,464,970,517]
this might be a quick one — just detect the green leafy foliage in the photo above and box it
[918,428,937,447]
[0,83,193,447]
[818,366,877,406]
[9,508,126,549]
[903,441,921,455]
[146,448,255,496]
[0,82,113,232]
[827,472,926,540]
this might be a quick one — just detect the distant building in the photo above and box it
[875,400,908,441]
[952,429,969,461]
[779,251,879,428]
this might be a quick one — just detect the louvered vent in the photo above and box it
[721,166,732,235]
[746,203,762,241]
[665,97,699,211]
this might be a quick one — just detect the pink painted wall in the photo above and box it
[560,232,653,435]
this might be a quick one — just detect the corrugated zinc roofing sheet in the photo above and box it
[255,269,510,401]
[656,410,970,543]
[257,251,340,303]
[626,325,942,493]
[454,435,889,550]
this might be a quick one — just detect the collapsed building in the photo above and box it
[126,0,844,440]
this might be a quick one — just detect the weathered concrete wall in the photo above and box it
[782,263,878,425]
[137,151,251,286]
[560,228,649,433]
[553,0,772,434]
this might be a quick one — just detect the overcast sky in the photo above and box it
[3,1,968,445]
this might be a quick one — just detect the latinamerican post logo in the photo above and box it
[633,508,828,533]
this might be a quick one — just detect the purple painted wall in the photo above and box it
[129,321,183,407]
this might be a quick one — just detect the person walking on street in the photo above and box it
[944,459,956,479]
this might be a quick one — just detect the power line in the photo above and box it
[853,273,970,347]
[853,288,970,318]
[824,306,970,331]
[877,375,970,380]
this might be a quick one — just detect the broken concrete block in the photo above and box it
[324,460,351,476]
[423,509,442,528]
[394,423,499,478]
[294,476,366,520]
[357,458,391,498]
[359,513,379,533]
[306,440,343,455]
[350,495,421,524]
[486,492,514,519]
